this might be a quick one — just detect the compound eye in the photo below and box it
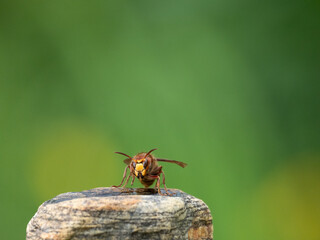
[132,162,136,168]
[143,160,148,168]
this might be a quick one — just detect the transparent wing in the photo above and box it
[156,158,187,168]
[123,158,131,165]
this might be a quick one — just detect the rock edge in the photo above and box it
[27,187,213,240]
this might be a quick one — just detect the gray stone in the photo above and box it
[27,187,213,240]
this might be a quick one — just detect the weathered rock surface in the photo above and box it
[27,187,213,240]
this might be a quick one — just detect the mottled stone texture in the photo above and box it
[27,187,213,240]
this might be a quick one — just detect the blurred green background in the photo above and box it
[1,1,319,239]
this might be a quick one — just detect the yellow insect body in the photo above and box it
[135,163,144,171]
[113,148,187,195]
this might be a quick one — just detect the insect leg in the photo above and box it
[131,175,135,186]
[112,165,129,187]
[161,170,172,196]
[152,176,165,196]
[123,173,132,187]
[156,176,161,195]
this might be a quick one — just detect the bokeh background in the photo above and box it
[1,1,319,239]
